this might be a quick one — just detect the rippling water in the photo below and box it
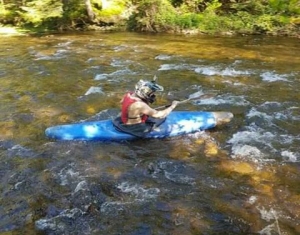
[0,32,299,235]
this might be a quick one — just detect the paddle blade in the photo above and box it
[188,91,204,99]
[183,92,216,103]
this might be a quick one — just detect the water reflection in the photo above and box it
[0,32,299,234]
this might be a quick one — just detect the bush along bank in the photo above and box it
[127,0,300,37]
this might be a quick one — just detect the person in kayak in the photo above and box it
[113,79,179,137]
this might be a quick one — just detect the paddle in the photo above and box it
[155,92,215,110]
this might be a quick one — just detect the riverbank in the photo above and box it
[1,24,299,38]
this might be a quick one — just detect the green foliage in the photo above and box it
[269,0,300,15]
[204,0,222,14]
[194,13,234,33]
[127,0,177,32]
[62,0,86,20]
[231,0,269,15]
[175,13,203,28]
[289,0,300,14]
[95,0,127,17]
[254,14,276,32]
[0,7,12,22]
[17,0,62,27]
[0,2,21,24]
[175,0,204,13]
[0,0,299,35]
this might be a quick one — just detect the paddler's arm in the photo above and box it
[136,100,179,119]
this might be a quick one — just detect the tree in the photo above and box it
[85,0,96,22]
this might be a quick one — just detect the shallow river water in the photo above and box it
[0,32,299,235]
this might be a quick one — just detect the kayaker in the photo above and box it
[113,79,179,137]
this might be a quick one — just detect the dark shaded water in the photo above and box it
[0,32,299,235]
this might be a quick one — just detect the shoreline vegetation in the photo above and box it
[0,0,299,37]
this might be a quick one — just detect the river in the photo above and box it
[0,32,299,235]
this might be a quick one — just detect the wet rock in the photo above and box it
[156,202,172,212]
[98,177,121,198]
[220,160,255,175]
[12,112,35,124]
[129,223,152,235]
[155,160,196,185]
[204,141,219,156]
[70,188,93,212]
[6,144,37,158]
[85,203,100,214]
[0,140,15,149]
[24,213,33,225]
[46,205,61,218]
[57,114,72,123]
[35,208,84,233]
[147,162,156,174]
[70,181,107,213]
[0,200,30,232]
[85,108,120,121]
[0,120,14,138]
[174,213,185,226]
[74,180,89,193]
[190,216,210,232]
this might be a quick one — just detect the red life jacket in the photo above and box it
[121,92,148,124]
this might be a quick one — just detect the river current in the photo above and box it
[0,32,299,234]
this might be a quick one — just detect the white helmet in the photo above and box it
[135,80,164,103]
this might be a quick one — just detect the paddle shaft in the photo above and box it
[155,93,215,110]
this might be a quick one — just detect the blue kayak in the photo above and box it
[45,111,233,141]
